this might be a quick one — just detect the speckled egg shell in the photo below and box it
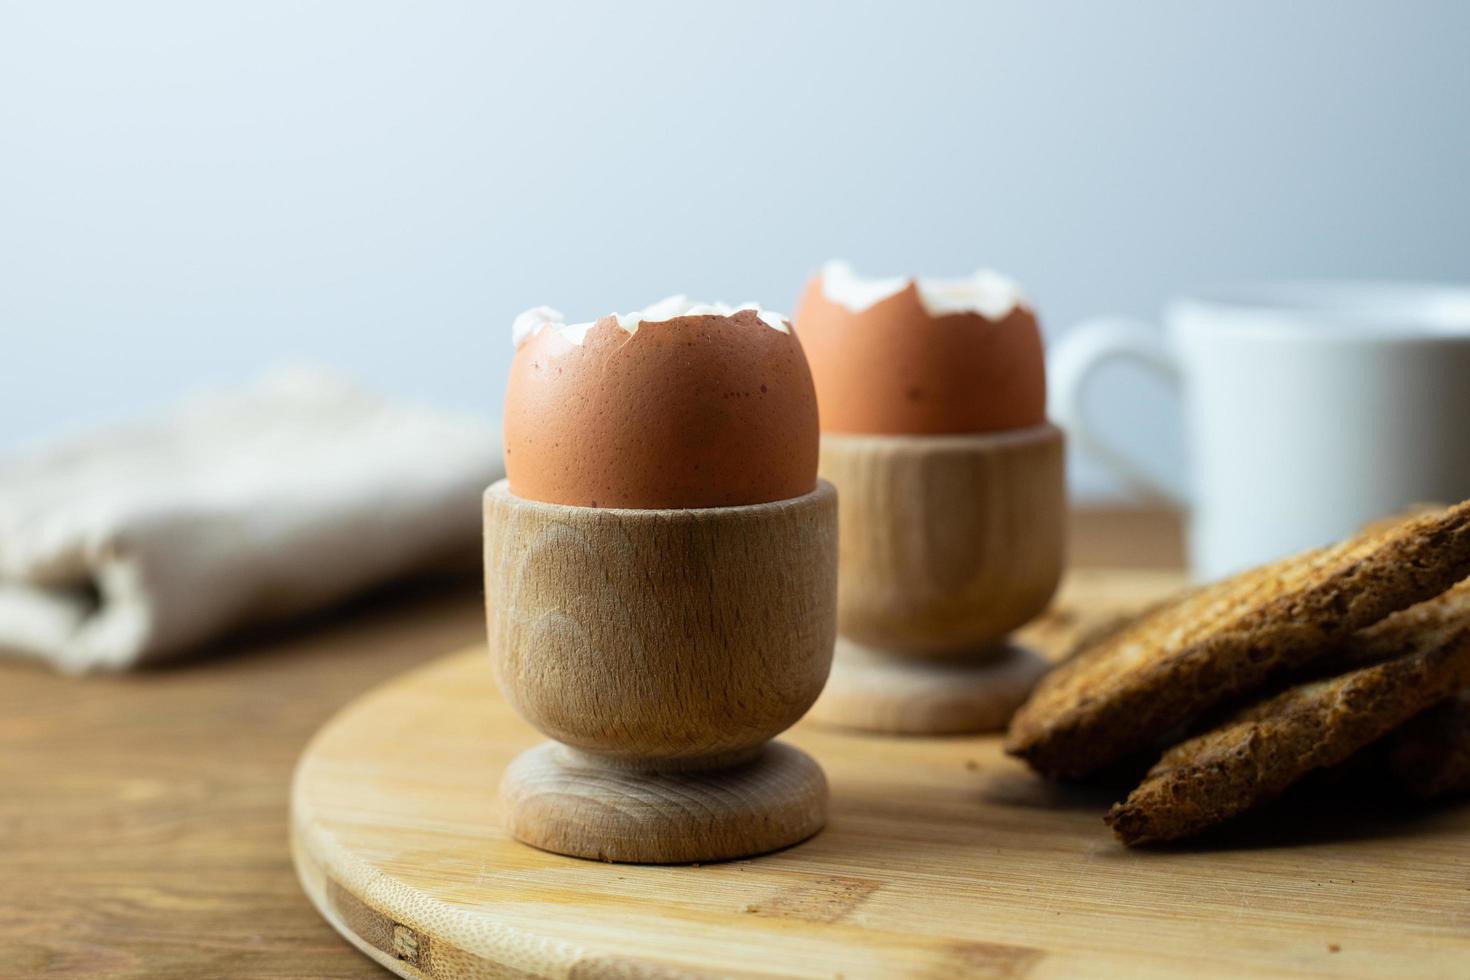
[793,278,1046,435]
[504,310,819,509]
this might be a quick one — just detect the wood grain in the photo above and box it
[0,573,489,979]
[293,623,1470,980]
[483,480,837,862]
[813,426,1065,733]
[0,507,1180,979]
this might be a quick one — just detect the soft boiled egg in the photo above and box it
[504,296,819,509]
[793,261,1046,435]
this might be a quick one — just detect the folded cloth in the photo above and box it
[0,367,503,673]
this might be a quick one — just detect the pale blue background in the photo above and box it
[3,1,1468,497]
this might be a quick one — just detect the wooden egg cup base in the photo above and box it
[499,741,827,864]
[808,638,1049,735]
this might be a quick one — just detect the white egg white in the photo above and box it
[512,296,790,348]
[819,260,1027,321]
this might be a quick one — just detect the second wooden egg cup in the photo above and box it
[483,479,838,864]
[808,425,1065,735]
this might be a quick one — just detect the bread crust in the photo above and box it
[1106,583,1470,845]
[1384,689,1470,800]
[1005,502,1470,778]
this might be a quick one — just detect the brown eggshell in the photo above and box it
[504,310,819,508]
[793,277,1046,435]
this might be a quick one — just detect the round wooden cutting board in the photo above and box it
[291,571,1470,979]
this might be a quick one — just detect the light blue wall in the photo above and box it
[3,1,1468,497]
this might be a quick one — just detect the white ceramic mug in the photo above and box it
[1051,283,1470,579]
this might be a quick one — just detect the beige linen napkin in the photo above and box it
[0,367,503,673]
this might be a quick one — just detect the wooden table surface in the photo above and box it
[0,507,1181,979]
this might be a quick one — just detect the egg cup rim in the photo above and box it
[819,421,1062,449]
[485,477,835,519]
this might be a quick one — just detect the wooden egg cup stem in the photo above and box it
[808,426,1065,735]
[483,480,838,864]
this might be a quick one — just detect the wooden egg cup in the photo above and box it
[483,479,838,864]
[808,425,1065,735]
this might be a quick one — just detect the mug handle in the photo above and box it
[1049,317,1185,505]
